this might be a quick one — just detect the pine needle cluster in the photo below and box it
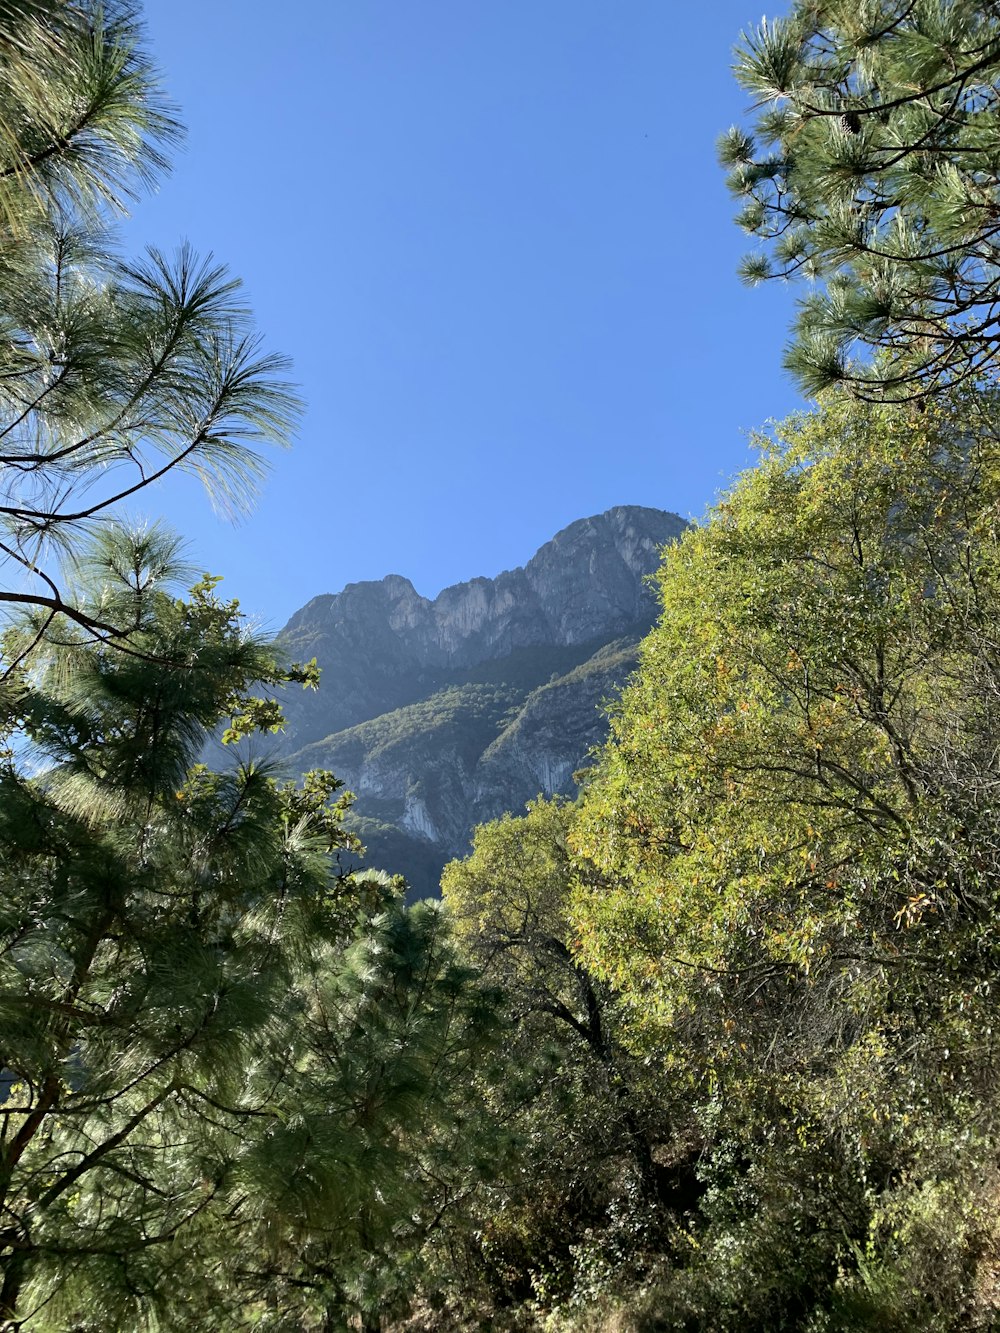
[0,0,300,654]
[722,1,1000,400]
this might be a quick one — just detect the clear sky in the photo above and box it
[125,1,804,630]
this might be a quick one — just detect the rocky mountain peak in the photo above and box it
[276,504,686,775]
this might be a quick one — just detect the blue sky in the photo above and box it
[126,1,804,629]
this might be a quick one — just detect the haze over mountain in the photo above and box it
[275,506,686,895]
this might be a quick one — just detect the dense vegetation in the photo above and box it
[0,542,499,1330]
[426,380,1000,1331]
[4,1,1000,1330]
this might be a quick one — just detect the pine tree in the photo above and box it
[721,1,1000,400]
[0,529,334,1326]
[0,8,505,1326]
[0,1,298,650]
[0,532,501,1330]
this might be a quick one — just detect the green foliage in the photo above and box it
[21,3,1000,1328]
[0,531,503,1330]
[0,5,521,1328]
[723,1,1000,399]
[440,802,688,1322]
[444,798,577,994]
[251,896,505,1328]
[567,386,1000,1329]
[0,1,299,650]
[575,387,1000,1011]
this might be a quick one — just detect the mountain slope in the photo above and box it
[275,506,685,895]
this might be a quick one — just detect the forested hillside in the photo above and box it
[4,3,1000,1331]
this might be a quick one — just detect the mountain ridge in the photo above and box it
[275,505,686,895]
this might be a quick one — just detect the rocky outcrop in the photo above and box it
[278,507,684,750]
[470,640,639,828]
[275,506,685,896]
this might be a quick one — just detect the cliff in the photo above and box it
[274,506,685,895]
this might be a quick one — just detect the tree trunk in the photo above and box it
[0,1246,26,1330]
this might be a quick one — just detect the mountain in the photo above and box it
[274,506,686,896]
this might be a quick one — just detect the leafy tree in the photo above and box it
[444,799,659,1187]
[570,386,1000,1329]
[441,801,692,1317]
[445,801,598,1047]
[0,1,298,650]
[721,1,1000,400]
[575,385,1000,1014]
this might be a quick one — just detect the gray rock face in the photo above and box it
[279,507,684,749]
[471,641,637,827]
[275,506,685,896]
